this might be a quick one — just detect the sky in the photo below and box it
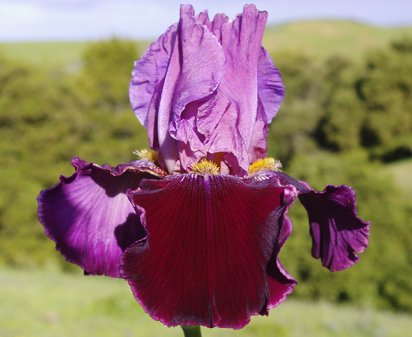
[0,0,411,41]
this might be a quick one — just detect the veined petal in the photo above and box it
[37,157,166,277]
[130,4,225,174]
[122,174,297,328]
[171,5,225,118]
[256,171,370,272]
[168,5,226,172]
[244,172,297,309]
[299,185,370,272]
[265,207,297,310]
[194,5,269,174]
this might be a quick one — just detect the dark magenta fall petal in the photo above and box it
[265,210,297,311]
[37,157,165,277]
[122,174,297,328]
[299,185,370,272]
[249,171,370,271]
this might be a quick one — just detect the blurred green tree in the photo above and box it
[76,38,139,112]
[316,56,365,151]
[358,38,412,161]
[268,52,325,163]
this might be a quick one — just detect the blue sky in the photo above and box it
[0,0,411,41]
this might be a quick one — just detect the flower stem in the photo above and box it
[181,326,202,337]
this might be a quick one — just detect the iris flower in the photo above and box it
[37,4,369,331]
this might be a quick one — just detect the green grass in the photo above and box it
[1,21,411,67]
[1,268,411,337]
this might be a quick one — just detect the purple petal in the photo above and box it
[122,174,297,328]
[37,157,165,277]
[248,101,269,163]
[251,171,370,271]
[196,9,211,27]
[131,5,277,175]
[130,5,225,173]
[191,5,269,174]
[257,47,285,122]
[172,5,225,117]
[129,23,177,149]
[168,5,226,171]
[299,185,370,272]
[210,13,229,41]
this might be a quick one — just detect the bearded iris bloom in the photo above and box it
[37,4,369,330]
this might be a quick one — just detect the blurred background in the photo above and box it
[0,1,411,336]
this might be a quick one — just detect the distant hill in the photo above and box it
[1,20,412,67]
[0,40,151,69]
[264,20,412,61]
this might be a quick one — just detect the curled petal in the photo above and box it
[299,185,370,272]
[37,157,165,277]
[256,171,370,271]
[122,174,297,328]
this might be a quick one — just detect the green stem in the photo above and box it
[181,326,202,337]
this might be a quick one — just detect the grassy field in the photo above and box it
[1,268,411,337]
[1,20,411,67]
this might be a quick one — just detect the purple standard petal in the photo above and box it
[188,5,270,175]
[130,4,225,173]
[130,5,281,175]
[257,47,285,122]
[37,157,166,277]
[248,101,269,163]
[129,22,177,149]
[256,171,370,272]
[129,22,179,172]
[249,47,284,162]
[122,174,297,329]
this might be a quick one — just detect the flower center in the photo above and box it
[191,159,220,175]
[248,157,282,175]
[133,149,158,163]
